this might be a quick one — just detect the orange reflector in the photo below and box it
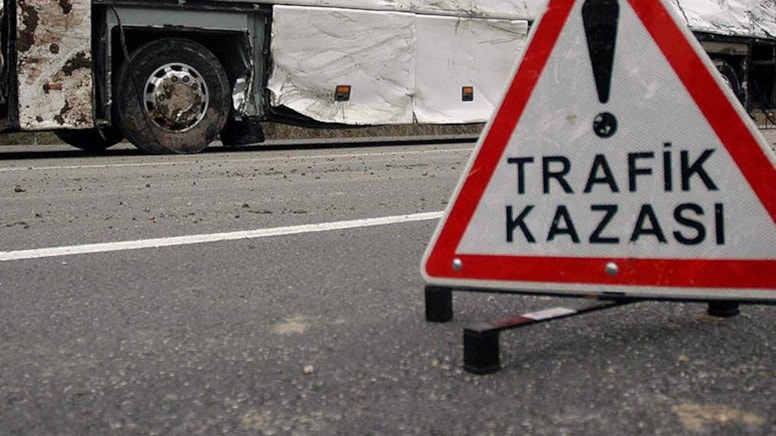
[335,85,351,102]
[462,86,474,102]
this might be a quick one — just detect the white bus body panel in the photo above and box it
[232,0,776,37]
[668,0,776,38]
[268,5,529,125]
[267,7,416,124]
[230,0,541,20]
[415,16,528,123]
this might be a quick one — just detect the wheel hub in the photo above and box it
[144,63,209,132]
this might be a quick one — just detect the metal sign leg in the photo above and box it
[707,301,741,318]
[463,328,501,374]
[425,286,453,323]
[463,299,636,374]
[422,287,747,374]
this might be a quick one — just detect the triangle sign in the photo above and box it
[422,0,776,301]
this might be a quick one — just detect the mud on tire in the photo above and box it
[115,38,230,154]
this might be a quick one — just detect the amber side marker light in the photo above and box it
[462,86,474,102]
[335,85,351,101]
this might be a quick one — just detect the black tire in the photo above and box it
[115,38,230,154]
[713,59,744,104]
[54,127,123,152]
[220,117,266,147]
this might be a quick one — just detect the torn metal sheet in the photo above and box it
[16,0,93,130]
[222,0,540,20]
[415,16,528,124]
[246,0,776,36]
[267,6,416,125]
[267,5,529,125]
[670,0,776,39]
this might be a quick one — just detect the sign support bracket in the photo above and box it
[425,286,742,374]
[425,285,454,323]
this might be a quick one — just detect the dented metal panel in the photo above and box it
[267,5,530,125]
[258,0,776,37]
[267,6,416,125]
[239,0,776,37]
[669,0,776,39]
[215,0,541,20]
[415,16,528,124]
[672,0,776,38]
[16,0,93,130]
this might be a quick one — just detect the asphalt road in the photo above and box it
[1,138,775,435]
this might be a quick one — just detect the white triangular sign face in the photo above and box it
[422,0,776,300]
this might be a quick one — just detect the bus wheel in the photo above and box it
[115,38,230,154]
[713,59,743,103]
[54,127,123,152]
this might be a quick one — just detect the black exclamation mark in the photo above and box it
[582,0,619,138]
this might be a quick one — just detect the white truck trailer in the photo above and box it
[0,0,773,153]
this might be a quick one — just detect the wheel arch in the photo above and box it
[109,28,252,91]
[107,28,251,124]
[98,5,264,128]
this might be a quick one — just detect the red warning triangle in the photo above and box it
[422,0,776,300]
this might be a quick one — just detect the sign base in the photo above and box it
[424,286,743,374]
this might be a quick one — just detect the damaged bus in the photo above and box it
[0,0,774,154]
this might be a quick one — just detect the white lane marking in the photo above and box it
[0,147,473,173]
[0,211,444,262]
